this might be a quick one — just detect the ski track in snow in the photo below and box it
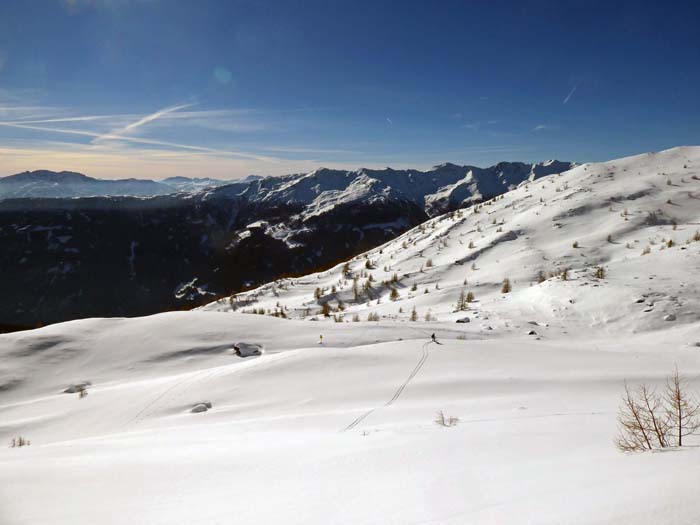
[343,341,431,432]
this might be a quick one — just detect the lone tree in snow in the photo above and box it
[501,278,511,293]
[665,366,700,447]
[390,287,400,301]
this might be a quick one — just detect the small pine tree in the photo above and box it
[390,288,400,301]
[501,278,511,293]
[321,302,331,317]
[410,306,418,321]
[456,289,467,311]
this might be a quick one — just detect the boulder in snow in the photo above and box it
[234,342,264,357]
[63,381,91,393]
[456,317,470,323]
[664,314,676,322]
[190,403,211,413]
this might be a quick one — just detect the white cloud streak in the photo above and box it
[563,83,580,105]
[92,102,197,143]
[0,121,278,161]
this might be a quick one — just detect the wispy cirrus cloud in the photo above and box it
[531,124,557,132]
[462,120,500,131]
[563,82,580,105]
[0,98,365,177]
[92,102,198,143]
[0,120,278,161]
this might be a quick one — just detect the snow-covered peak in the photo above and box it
[203,146,700,335]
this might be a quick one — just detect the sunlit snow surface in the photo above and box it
[2,147,700,524]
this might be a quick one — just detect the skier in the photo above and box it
[430,333,442,345]
[319,334,324,345]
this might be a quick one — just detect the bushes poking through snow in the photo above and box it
[616,367,700,452]
[435,410,459,427]
[10,437,30,447]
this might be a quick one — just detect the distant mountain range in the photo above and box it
[0,170,255,200]
[0,160,574,328]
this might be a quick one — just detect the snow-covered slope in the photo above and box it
[204,147,700,335]
[1,159,572,326]
[2,147,700,525]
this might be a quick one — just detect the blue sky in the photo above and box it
[0,0,698,179]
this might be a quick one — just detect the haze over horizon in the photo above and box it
[0,0,698,180]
